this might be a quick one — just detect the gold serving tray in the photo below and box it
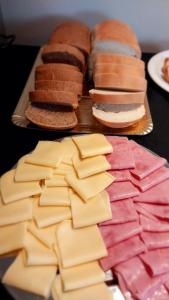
[12,47,153,136]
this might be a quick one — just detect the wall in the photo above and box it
[0,2,5,34]
[0,0,168,52]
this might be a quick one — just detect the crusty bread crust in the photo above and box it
[35,67,83,84]
[48,20,91,56]
[29,90,79,108]
[41,44,85,72]
[89,89,145,104]
[94,63,145,78]
[94,73,147,92]
[35,80,83,95]
[25,104,78,130]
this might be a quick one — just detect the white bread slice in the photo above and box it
[94,73,147,92]
[89,89,145,104]
[92,104,145,128]
[94,63,145,78]
[93,53,145,68]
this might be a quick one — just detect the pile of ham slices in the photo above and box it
[99,136,169,300]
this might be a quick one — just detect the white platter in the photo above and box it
[147,50,169,93]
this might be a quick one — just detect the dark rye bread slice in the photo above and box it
[35,66,83,84]
[41,44,85,72]
[35,80,83,96]
[29,90,79,109]
[48,20,91,56]
[25,104,78,130]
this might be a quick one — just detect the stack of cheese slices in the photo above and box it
[25,20,91,130]
[89,19,147,128]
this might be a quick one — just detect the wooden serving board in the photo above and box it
[12,47,153,136]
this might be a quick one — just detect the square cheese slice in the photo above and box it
[54,163,74,175]
[72,134,113,158]
[28,221,57,248]
[45,175,68,187]
[0,169,41,204]
[33,199,71,228]
[39,187,70,206]
[2,251,57,298]
[56,220,107,268]
[66,171,114,201]
[15,154,53,182]
[26,141,65,168]
[72,153,111,179]
[52,276,112,300]
[25,231,57,266]
[70,190,112,228]
[0,198,32,226]
[0,222,27,255]
[60,260,105,291]
[61,137,80,165]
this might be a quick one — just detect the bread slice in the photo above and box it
[41,44,85,72]
[93,53,145,68]
[89,89,145,104]
[94,63,145,78]
[36,63,80,73]
[29,90,79,109]
[92,104,145,128]
[25,104,78,130]
[35,66,83,84]
[94,73,147,92]
[35,80,83,96]
[48,20,91,56]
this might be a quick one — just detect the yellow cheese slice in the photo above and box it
[28,221,57,248]
[54,163,74,175]
[33,199,71,228]
[15,154,53,182]
[25,231,57,266]
[0,198,33,226]
[52,276,113,300]
[72,134,113,158]
[70,190,112,228]
[26,141,65,168]
[0,169,41,204]
[65,171,114,201]
[61,137,79,165]
[60,260,105,291]
[72,153,111,179]
[39,186,70,206]
[0,194,4,206]
[56,220,107,268]
[2,251,57,298]
[0,222,27,255]
[45,175,68,187]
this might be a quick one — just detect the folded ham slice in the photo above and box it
[134,179,169,204]
[101,199,138,225]
[140,215,169,232]
[107,181,139,201]
[141,231,169,250]
[99,221,142,248]
[130,141,167,179]
[131,167,169,192]
[106,137,135,170]
[99,236,146,271]
[137,203,169,220]
[140,249,169,276]
[135,203,158,221]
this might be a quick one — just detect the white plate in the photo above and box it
[147,50,169,92]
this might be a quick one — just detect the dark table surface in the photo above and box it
[0,45,169,299]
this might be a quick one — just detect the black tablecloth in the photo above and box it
[0,45,169,299]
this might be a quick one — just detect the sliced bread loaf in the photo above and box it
[35,80,83,95]
[94,63,145,78]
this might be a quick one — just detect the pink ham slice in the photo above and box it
[135,203,158,221]
[99,221,142,248]
[140,249,169,276]
[107,181,140,201]
[99,236,146,271]
[116,272,136,300]
[130,141,167,179]
[141,231,169,250]
[137,203,169,220]
[109,169,131,182]
[133,179,169,204]
[106,136,135,170]
[101,199,138,225]
[139,215,169,232]
[130,167,169,192]
[115,257,167,300]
